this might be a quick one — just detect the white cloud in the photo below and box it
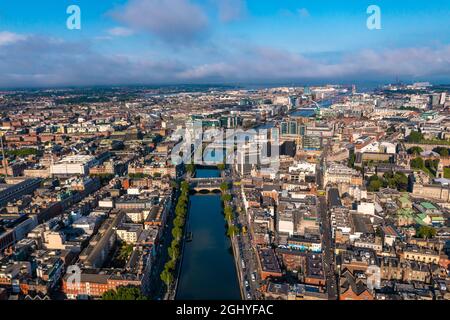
[0,32,449,87]
[110,0,209,44]
[107,27,135,37]
[0,31,26,46]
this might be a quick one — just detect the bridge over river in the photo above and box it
[188,177,229,192]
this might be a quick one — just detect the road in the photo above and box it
[148,188,179,300]
[318,195,338,300]
[317,142,338,300]
[228,169,262,300]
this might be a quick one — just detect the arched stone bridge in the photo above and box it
[189,177,228,193]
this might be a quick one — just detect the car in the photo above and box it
[246,293,252,299]
[244,280,249,287]
[251,273,256,282]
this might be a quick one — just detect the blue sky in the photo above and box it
[0,0,449,87]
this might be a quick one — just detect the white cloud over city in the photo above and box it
[0,29,449,88]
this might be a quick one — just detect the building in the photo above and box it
[324,164,363,187]
[51,155,97,176]
[257,248,283,280]
[0,178,42,207]
[339,269,374,300]
[116,224,143,244]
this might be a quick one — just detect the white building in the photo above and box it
[278,212,294,236]
[357,202,375,216]
[116,224,143,244]
[51,155,97,176]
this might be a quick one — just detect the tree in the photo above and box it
[186,163,195,175]
[368,179,382,192]
[165,259,176,271]
[102,287,148,300]
[393,172,408,192]
[118,243,134,262]
[224,206,233,216]
[408,131,423,143]
[407,146,423,156]
[221,194,232,202]
[173,216,185,228]
[227,225,240,237]
[175,206,186,218]
[217,163,226,171]
[367,175,383,192]
[433,147,449,157]
[224,206,234,222]
[181,181,190,193]
[168,243,180,260]
[417,226,437,239]
[410,157,424,170]
[220,182,229,192]
[160,268,174,288]
[171,226,183,241]
[347,152,356,168]
[425,159,440,176]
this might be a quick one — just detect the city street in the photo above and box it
[317,142,338,300]
[229,171,262,300]
[318,195,338,300]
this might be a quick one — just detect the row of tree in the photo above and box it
[160,181,190,289]
[220,182,240,237]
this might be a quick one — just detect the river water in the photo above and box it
[175,168,241,300]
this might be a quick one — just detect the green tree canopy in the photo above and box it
[433,147,449,157]
[220,182,229,192]
[168,243,180,260]
[417,226,437,239]
[171,227,183,241]
[221,194,232,202]
[227,225,240,238]
[410,157,425,170]
[160,269,174,288]
[407,146,423,156]
[102,286,148,300]
[408,130,424,143]
[367,175,384,192]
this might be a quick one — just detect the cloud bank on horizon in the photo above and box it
[0,0,449,87]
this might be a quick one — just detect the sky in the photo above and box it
[0,0,449,88]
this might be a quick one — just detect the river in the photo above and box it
[175,168,241,300]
